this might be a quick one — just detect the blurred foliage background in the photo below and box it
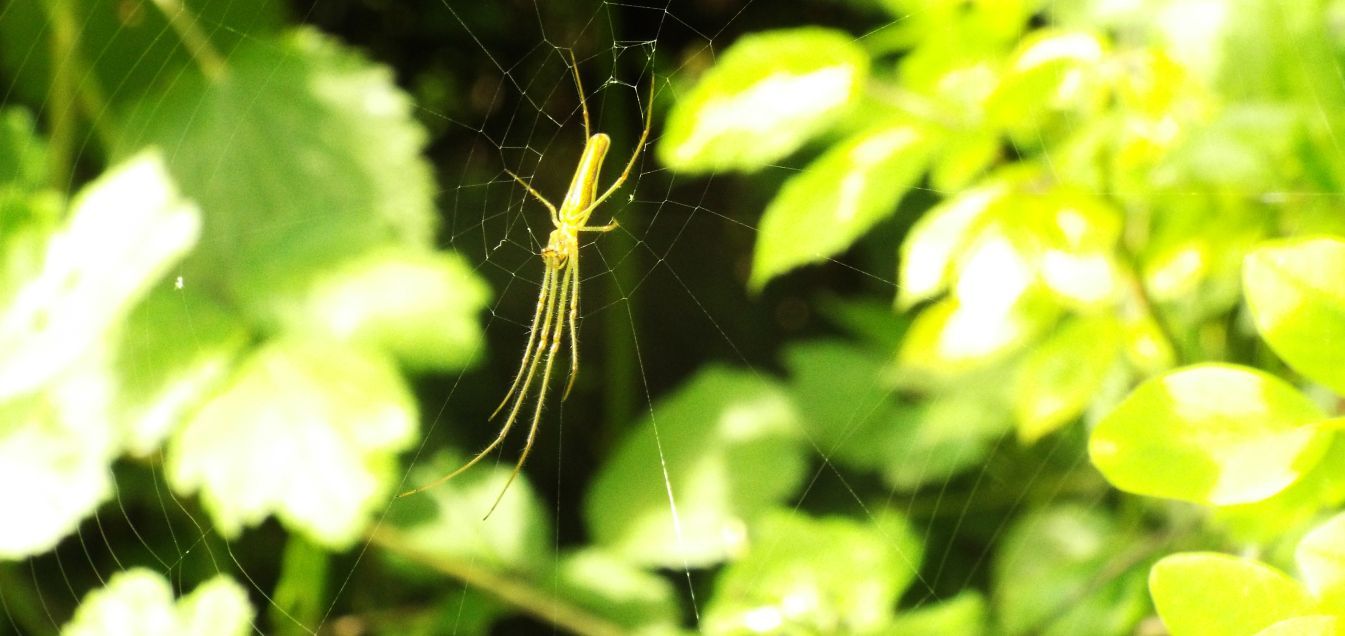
[5,0,1345,634]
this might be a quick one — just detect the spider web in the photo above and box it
[6,0,1328,634]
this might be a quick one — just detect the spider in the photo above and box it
[400,51,654,517]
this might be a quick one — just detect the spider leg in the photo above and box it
[398,259,561,498]
[506,168,560,226]
[563,251,581,400]
[568,49,591,141]
[576,71,656,225]
[490,264,553,420]
[486,255,576,519]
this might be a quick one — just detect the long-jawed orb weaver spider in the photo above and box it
[399,51,654,518]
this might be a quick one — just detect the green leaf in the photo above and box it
[702,509,922,635]
[0,108,48,191]
[897,182,1006,308]
[1012,315,1121,443]
[167,338,417,548]
[112,288,250,457]
[117,28,436,310]
[1216,433,1345,542]
[783,339,901,472]
[0,355,116,559]
[388,452,551,573]
[1244,236,1345,396]
[1297,512,1345,611]
[551,549,681,633]
[889,593,987,635]
[658,27,868,173]
[250,246,489,371]
[1089,363,1331,505]
[0,150,200,400]
[62,569,253,636]
[994,505,1150,636]
[881,391,1010,490]
[586,366,805,568]
[1149,553,1316,636]
[1255,615,1343,636]
[988,29,1109,141]
[750,124,932,290]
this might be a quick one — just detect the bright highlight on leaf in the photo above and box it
[1296,512,1345,611]
[168,338,417,548]
[62,569,253,636]
[658,27,868,173]
[1090,363,1330,505]
[1149,552,1315,636]
[750,124,932,290]
[1244,236,1345,396]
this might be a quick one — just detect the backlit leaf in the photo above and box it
[1089,364,1330,505]
[1244,237,1345,396]
[1150,553,1315,636]
[62,569,253,636]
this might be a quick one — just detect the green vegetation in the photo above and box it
[4,0,1345,634]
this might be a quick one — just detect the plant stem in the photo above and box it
[43,0,77,190]
[365,527,624,636]
[148,0,227,81]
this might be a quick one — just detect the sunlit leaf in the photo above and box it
[551,549,681,633]
[0,355,115,560]
[251,247,490,371]
[889,592,987,635]
[1216,434,1345,543]
[994,505,1150,636]
[113,288,250,457]
[658,28,868,173]
[898,182,1005,308]
[1150,553,1315,636]
[750,124,932,290]
[1244,236,1345,396]
[1297,512,1345,611]
[897,295,1049,376]
[168,338,417,548]
[989,29,1109,141]
[1089,364,1331,505]
[1013,315,1121,443]
[881,392,1010,490]
[117,28,436,311]
[387,452,551,573]
[702,509,921,635]
[1255,615,1343,636]
[62,569,253,636]
[0,151,200,400]
[586,366,805,568]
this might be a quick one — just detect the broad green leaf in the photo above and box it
[387,452,551,573]
[881,392,1010,490]
[1089,364,1331,505]
[750,124,932,290]
[113,288,250,457]
[888,592,987,635]
[0,355,115,560]
[994,505,1150,636]
[702,509,921,635]
[551,549,680,633]
[1297,512,1345,610]
[1216,434,1345,542]
[783,339,901,471]
[1255,615,1342,636]
[989,30,1109,141]
[658,28,868,173]
[0,151,200,400]
[1244,237,1345,396]
[586,366,805,567]
[1012,315,1121,443]
[896,295,1047,377]
[250,246,489,371]
[1150,553,1316,636]
[0,108,47,191]
[898,182,1006,308]
[117,28,436,309]
[62,569,253,636]
[168,338,417,548]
